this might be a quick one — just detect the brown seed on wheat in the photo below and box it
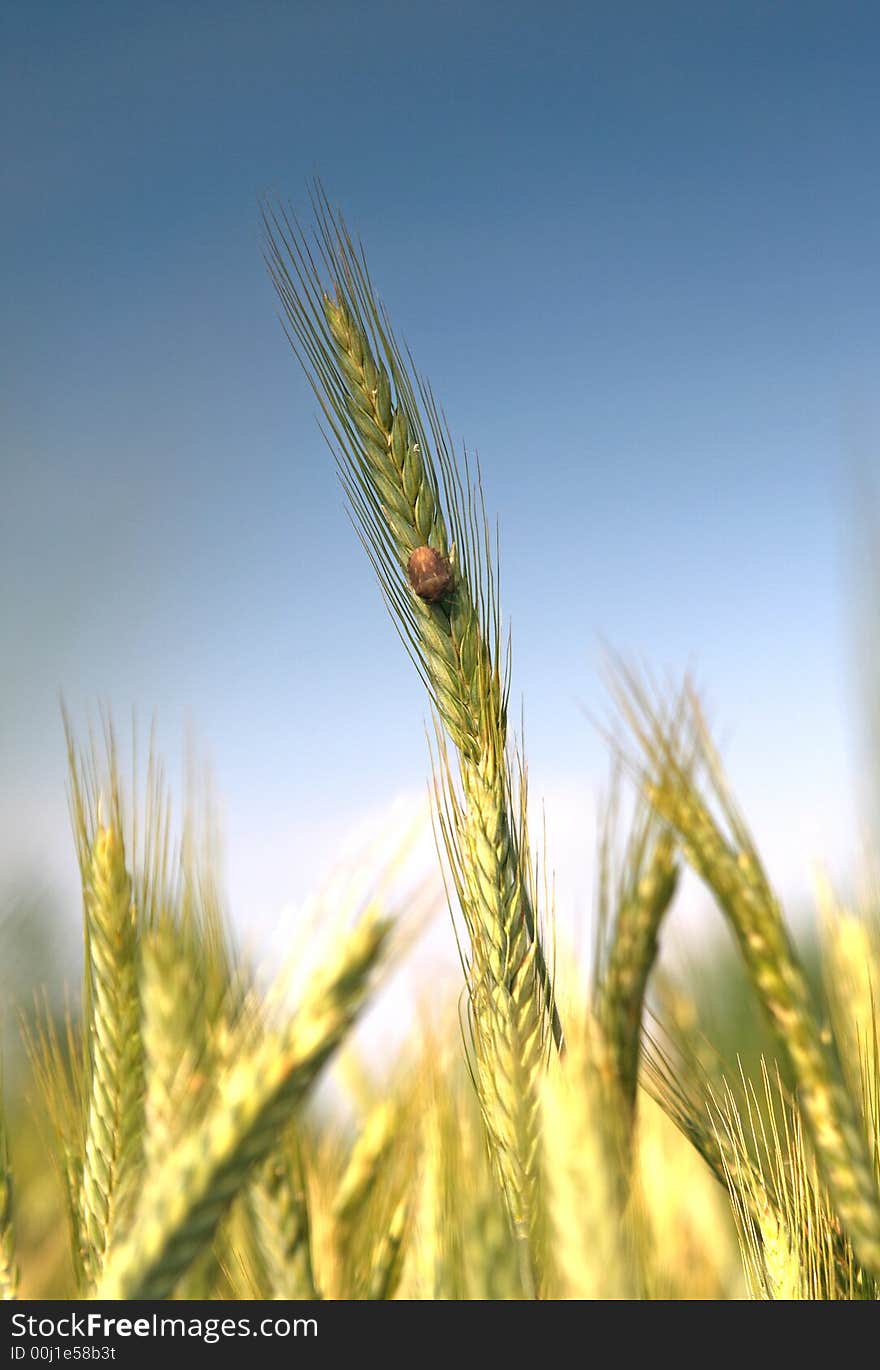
[407,546,453,602]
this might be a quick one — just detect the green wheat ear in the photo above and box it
[263,189,559,1024]
[593,783,679,1131]
[264,187,562,1283]
[80,824,143,1287]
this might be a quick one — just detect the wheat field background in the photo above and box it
[4,4,880,1303]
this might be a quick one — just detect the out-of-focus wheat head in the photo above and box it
[817,878,880,1132]
[16,723,396,1301]
[613,667,880,1277]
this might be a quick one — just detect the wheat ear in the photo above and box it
[80,825,143,1286]
[96,910,390,1299]
[139,917,209,1175]
[264,198,559,1027]
[618,672,880,1274]
[595,798,679,1119]
[264,193,558,1275]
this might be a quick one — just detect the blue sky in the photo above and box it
[2,1,879,974]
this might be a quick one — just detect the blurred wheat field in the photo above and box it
[2,193,879,1301]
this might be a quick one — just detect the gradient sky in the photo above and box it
[3,1,880,981]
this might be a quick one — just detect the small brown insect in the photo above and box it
[407,545,454,603]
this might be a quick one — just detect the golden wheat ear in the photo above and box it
[96,908,391,1299]
[614,666,880,1276]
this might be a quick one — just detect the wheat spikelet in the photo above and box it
[97,910,390,1299]
[249,1139,317,1300]
[80,824,143,1286]
[140,917,209,1175]
[433,734,548,1280]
